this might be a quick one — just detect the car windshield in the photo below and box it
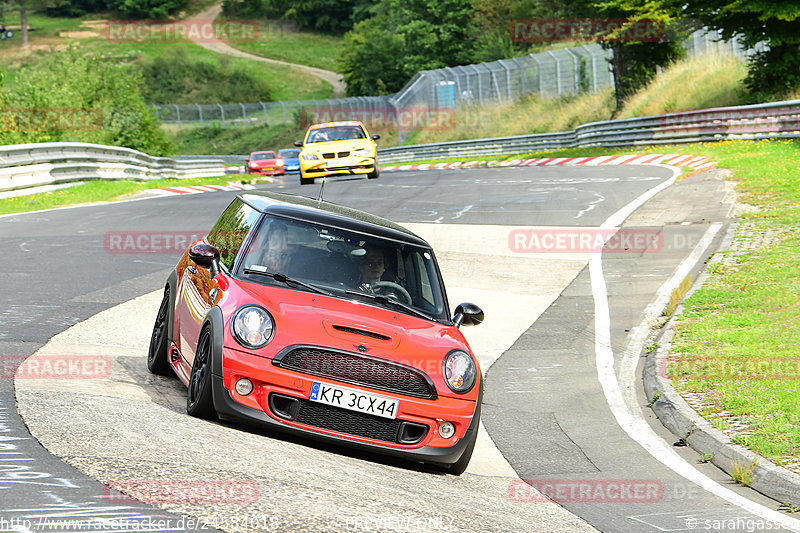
[307,126,366,143]
[251,152,276,161]
[237,214,449,321]
[279,149,300,158]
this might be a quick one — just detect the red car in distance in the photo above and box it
[147,192,485,474]
[245,151,284,176]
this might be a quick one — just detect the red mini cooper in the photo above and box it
[148,192,484,474]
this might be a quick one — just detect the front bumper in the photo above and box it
[248,167,284,175]
[211,346,480,465]
[300,157,375,178]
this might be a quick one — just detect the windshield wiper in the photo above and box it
[243,269,332,296]
[345,290,434,322]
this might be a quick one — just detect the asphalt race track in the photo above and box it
[2,165,799,532]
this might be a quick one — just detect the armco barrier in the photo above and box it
[0,142,226,193]
[375,99,800,164]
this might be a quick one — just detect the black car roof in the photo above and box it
[238,191,429,247]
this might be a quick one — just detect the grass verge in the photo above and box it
[225,20,345,73]
[0,176,235,216]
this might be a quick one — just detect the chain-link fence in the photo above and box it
[152,29,763,143]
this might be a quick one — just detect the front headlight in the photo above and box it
[352,148,373,157]
[231,305,274,349]
[443,350,477,394]
[301,154,319,161]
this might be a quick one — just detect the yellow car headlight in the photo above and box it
[352,148,373,157]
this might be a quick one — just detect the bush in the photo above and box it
[0,48,171,155]
[137,49,273,104]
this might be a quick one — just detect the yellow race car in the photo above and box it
[295,121,380,185]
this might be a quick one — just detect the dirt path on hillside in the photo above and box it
[191,3,346,97]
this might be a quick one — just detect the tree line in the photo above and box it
[224,0,799,107]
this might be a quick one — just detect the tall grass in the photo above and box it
[414,90,615,145]
[411,52,749,146]
[618,53,747,117]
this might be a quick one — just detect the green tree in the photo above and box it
[339,17,407,95]
[223,0,377,34]
[663,0,800,98]
[339,0,479,96]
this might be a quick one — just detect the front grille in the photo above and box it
[294,398,404,443]
[337,151,350,158]
[274,347,437,399]
[322,152,335,159]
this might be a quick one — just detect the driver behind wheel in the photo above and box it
[357,246,387,293]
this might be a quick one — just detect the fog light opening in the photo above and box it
[235,378,254,396]
[439,421,456,439]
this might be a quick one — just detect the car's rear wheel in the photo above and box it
[147,287,172,376]
[186,327,216,419]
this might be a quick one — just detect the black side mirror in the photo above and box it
[189,243,221,279]
[294,140,303,147]
[453,302,484,328]
[371,134,381,140]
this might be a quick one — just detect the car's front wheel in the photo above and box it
[367,164,380,179]
[300,172,314,185]
[442,425,478,475]
[186,327,216,419]
[147,287,172,376]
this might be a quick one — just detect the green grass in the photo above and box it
[0,176,235,215]
[659,139,800,467]
[0,13,332,102]
[167,123,306,155]
[225,20,345,72]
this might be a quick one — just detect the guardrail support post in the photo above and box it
[217,104,226,128]
[196,104,204,127]
[174,104,181,129]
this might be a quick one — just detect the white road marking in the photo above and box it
[591,166,800,531]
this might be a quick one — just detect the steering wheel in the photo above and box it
[371,281,412,305]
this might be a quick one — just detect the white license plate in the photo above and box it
[309,381,398,419]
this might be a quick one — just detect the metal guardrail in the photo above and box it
[376,99,800,164]
[0,142,226,193]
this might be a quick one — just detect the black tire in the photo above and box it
[367,164,380,179]
[186,327,217,419]
[147,287,172,376]
[300,172,314,185]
